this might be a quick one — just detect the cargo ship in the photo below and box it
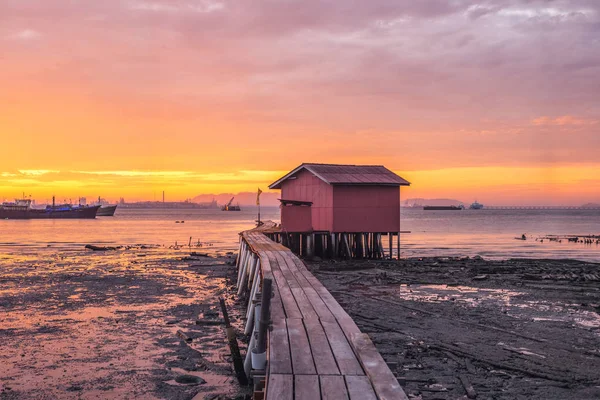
[97,205,117,216]
[90,197,118,216]
[469,201,484,210]
[0,198,100,219]
[423,205,464,211]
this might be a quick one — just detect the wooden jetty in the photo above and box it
[236,221,408,399]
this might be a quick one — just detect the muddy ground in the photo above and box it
[0,247,250,400]
[308,256,600,400]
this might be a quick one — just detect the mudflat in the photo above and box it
[0,246,248,400]
[309,256,600,400]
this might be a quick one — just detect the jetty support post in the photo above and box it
[306,233,314,259]
[219,298,248,386]
[256,278,272,355]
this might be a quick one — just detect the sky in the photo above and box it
[1,0,599,205]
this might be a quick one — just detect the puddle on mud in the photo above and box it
[397,284,521,307]
[375,283,600,334]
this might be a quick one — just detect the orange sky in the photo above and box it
[1,1,599,205]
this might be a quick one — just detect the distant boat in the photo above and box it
[470,201,484,210]
[97,205,117,216]
[221,197,241,211]
[0,198,100,219]
[423,205,464,211]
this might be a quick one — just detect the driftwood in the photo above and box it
[459,374,477,399]
[432,343,575,383]
[176,330,193,343]
[195,319,223,326]
[85,244,118,251]
[190,252,210,257]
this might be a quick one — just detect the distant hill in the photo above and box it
[192,192,280,207]
[581,203,600,209]
[403,198,464,207]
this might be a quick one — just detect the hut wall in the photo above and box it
[280,169,333,232]
[332,185,400,233]
[280,205,313,232]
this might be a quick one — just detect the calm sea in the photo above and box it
[0,207,599,261]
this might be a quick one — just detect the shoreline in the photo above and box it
[1,244,599,399]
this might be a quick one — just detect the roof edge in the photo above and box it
[268,163,410,189]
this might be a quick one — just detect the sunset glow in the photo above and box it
[1,1,599,205]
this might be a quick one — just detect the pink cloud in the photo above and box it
[532,116,599,126]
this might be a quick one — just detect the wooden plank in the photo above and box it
[295,375,320,400]
[286,257,336,321]
[290,287,319,320]
[345,376,377,400]
[296,266,354,323]
[269,318,292,374]
[304,318,340,375]
[266,374,293,400]
[286,318,316,375]
[273,251,319,319]
[265,251,302,319]
[272,270,303,319]
[320,319,364,376]
[350,333,409,400]
[258,255,285,320]
[320,375,348,400]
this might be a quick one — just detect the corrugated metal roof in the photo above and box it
[269,163,410,189]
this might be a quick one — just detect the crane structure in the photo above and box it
[221,197,241,211]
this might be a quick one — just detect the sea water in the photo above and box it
[0,206,599,261]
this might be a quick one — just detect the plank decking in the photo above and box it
[237,223,408,400]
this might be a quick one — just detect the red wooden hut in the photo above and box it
[268,163,410,259]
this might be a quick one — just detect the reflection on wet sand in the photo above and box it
[0,246,248,399]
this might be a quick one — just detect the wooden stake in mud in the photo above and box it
[219,297,248,386]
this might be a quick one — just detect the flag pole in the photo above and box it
[257,188,262,226]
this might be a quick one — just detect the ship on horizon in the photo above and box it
[423,205,465,211]
[221,197,241,211]
[0,198,100,219]
[470,201,484,210]
[91,196,118,216]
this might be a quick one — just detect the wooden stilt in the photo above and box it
[236,242,248,286]
[331,233,337,258]
[244,268,260,335]
[238,254,256,296]
[397,231,401,261]
[244,330,256,378]
[342,234,351,259]
[235,240,243,269]
[306,234,314,258]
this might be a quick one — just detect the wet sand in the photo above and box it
[308,256,600,400]
[0,246,249,400]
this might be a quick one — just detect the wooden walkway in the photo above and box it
[236,223,408,400]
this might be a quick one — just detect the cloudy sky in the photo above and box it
[1,0,598,204]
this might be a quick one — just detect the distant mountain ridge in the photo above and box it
[581,203,600,209]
